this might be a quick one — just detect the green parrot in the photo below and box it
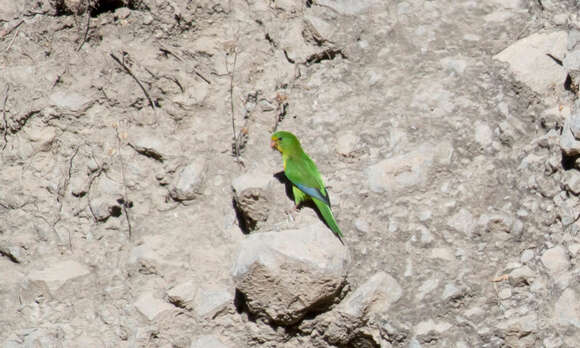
[270,131,343,240]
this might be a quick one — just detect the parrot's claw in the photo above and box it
[285,207,299,222]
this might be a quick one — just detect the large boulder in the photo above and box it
[303,271,403,346]
[232,224,350,325]
[494,31,567,95]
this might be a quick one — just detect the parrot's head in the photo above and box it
[271,131,300,154]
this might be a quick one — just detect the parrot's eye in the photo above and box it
[278,137,283,141]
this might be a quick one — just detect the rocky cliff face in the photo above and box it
[1,0,580,347]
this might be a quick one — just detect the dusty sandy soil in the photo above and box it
[1,0,580,347]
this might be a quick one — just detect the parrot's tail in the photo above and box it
[313,198,344,242]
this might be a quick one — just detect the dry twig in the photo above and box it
[159,45,211,84]
[87,165,105,223]
[114,124,133,240]
[228,49,243,165]
[0,20,24,39]
[159,45,184,61]
[77,0,91,51]
[65,146,80,249]
[110,52,156,109]
[491,274,509,282]
[1,85,9,151]
[5,29,19,52]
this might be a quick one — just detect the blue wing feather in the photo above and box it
[293,181,330,207]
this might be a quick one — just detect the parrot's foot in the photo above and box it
[285,206,300,222]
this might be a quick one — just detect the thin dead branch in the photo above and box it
[1,85,9,151]
[5,29,19,51]
[0,20,24,39]
[77,0,91,51]
[194,70,211,85]
[59,145,80,204]
[87,164,105,223]
[114,125,133,240]
[159,45,211,84]
[61,145,80,250]
[159,45,184,61]
[228,49,243,166]
[110,52,156,110]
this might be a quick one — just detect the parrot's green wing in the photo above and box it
[284,153,330,206]
[284,153,343,240]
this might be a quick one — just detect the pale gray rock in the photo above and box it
[569,30,580,50]
[569,243,580,256]
[90,196,121,222]
[316,0,382,15]
[544,335,564,348]
[335,130,360,157]
[563,170,580,195]
[554,288,580,328]
[302,271,402,346]
[231,171,273,231]
[24,124,57,153]
[128,234,188,271]
[447,208,475,236]
[509,265,535,287]
[339,271,402,317]
[560,107,580,157]
[541,246,570,275]
[129,128,181,162]
[28,260,91,293]
[564,49,580,71]
[304,15,337,44]
[440,56,467,75]
[496,313,538,339]
[353,218,370,233]
[553,13,568,26]
[134,291,173,321]
[167,280,196,309]
[169,159,207,201]
[48,90,93,112]
[489,0,523,9]
[231,170,273,193]
[568,106,580,140]
[494,31,567,95]
[415,319,452,336]
[190,335,230,348]
[0,242,24,263]
[429,248,454,261]
[441,283,460,301]
[415,278,439,301]
[478,214,523,240]
[367,142,453,193]
[474,121,493,147]
[232,224,349,325]
[3,328,65,348]
[408,337,422,348]
[498,288,512,299]
[70,175,88,197]
[193,284,233,318]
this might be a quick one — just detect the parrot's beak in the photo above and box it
[270,139,277,150]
